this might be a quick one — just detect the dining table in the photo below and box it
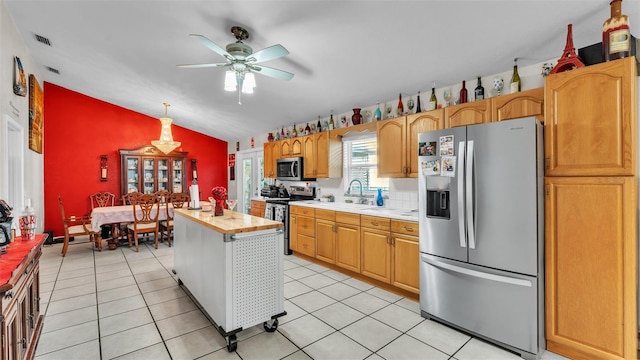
[90,204,171,250]
[90,202,211,250]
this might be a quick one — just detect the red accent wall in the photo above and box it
[44,83,228,237]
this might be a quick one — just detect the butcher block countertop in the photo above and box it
[173,208,283,234]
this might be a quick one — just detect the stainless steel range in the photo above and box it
[263,185,314,255]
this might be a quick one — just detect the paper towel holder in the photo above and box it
[187,184,202,210]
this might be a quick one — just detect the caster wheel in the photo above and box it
[263,319,278,332]
[172,269,177,274]
[226,334,237,352]
[177,278,183,286]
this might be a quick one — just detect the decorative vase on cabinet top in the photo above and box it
[352,108,362,125]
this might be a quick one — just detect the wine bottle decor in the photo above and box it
[459,81,468,104]
[407,97,415,112]
[374,102,382,121]
[429,86,437,110]
[550,24,585,74]
[603,0,630,62]
[329,111,335,130]
[474,77,484,101]
[510,58,521,93]
[397,93,404,116]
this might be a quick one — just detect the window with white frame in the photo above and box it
[342,133,388,195]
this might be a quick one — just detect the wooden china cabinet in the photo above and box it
[119,146,188,196]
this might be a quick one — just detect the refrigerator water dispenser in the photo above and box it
[426,190,450,219]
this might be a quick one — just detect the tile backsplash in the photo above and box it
[314,178,418,210]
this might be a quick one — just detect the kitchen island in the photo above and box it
[172,208,285,352]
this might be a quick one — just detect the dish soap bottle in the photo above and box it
[376,189,384,207]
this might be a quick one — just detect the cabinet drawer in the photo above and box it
[297,234,315,257]
[336,211,360,225]
[315,209,335,221]
[297,216,315,236]
[298,207,315,217]
[361,215,390,230]
[289,205,301,215]
[391,220,418,237]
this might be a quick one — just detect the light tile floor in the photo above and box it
[34,238,569,360]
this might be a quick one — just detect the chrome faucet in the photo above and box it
[347,179,364,198]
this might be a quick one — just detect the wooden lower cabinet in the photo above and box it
[289,212,298,252]
[249,200,265,218]
[361,216,392,283]
[315,209,336,263]
[335,212,361,273]
[545,176,637,360]
[391,220,419,294]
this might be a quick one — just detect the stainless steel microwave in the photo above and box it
[277,157,311,181]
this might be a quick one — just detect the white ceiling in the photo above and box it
[5,0,637,142]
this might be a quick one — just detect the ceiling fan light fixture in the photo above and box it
[151,103,181,154]
[242,72,256,94]
[224,70,237,91]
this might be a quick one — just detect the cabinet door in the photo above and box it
[142,158,156,194]
[335,223,360,273]
[315,132,330,178]
[290,138,303,157]
[492,87,544,122]
[289,213,298,252]
[157,158,170,192]
[377,117,407,177]
[315,219,335,264]
[545,57,637,176]
[361,227,391,283]
[263,141,279,178]
[444,99,491,128]
[280,140,291,158]
[545,176,637,360]
[5,305,18,360]
[172,158,185,193]
[124,157,140,194]
[297,234,315,257]
[302,135,316,178]
[392,233,419,294]
[406,110,444,177]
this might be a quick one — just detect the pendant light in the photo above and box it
[151,103,181,154]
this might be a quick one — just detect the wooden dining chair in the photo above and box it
[122,191,142,205]
[154,190,169,204]
[159,192,190,246]
[127,193,160,252]
[89,191,117,239]
[58,195,99,256]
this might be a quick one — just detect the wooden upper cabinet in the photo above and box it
[263,141,279,178]
[290,137,303,157]
[544,57,637,176]
[492,87,544,122]
[444,98,491,128]
[377,117,407,178]
[406,110,444,177]
[302,135,316,178]
[280,138,303,158]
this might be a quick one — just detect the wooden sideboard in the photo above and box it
[1,234,47,360]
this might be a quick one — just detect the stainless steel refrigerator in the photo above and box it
[418,117,544,360]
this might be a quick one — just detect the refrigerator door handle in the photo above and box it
[421,254,532,287]
[457,141,466,248]
[466,140,476,249]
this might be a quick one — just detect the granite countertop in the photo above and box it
[290,200,419,222]
[173,208,283,234]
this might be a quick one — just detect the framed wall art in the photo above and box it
[28,74,43,154]
[13,56,27,97]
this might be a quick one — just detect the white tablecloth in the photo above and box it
[90,205,171,232]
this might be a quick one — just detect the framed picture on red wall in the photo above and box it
[28,74,43,154]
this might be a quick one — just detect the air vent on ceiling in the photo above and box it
[46,66,60,75]
[34,33,51,46]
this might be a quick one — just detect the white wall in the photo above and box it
[0,0,44,231]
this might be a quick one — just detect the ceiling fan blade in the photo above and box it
[177,63,229,68]
[189,34,233,60]
[250,65,294,81]
[247,44,289,63]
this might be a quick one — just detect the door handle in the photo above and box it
[457,141,466,248]
[422,255,532,287]
[466,140,475,249]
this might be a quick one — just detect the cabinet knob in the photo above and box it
[404,226,414,232]
[371,221,379,226]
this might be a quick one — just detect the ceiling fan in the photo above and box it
[178,26,294,104]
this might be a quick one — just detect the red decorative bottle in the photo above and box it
[352,108,362,125]
[459,81,468,104]
[397,93,404,116]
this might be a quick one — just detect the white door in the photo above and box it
[235,149,265,214]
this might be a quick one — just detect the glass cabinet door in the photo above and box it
[157,159,169,192]
[143,158,156,194]
[173,159,183,193]
[126,158,139,193]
